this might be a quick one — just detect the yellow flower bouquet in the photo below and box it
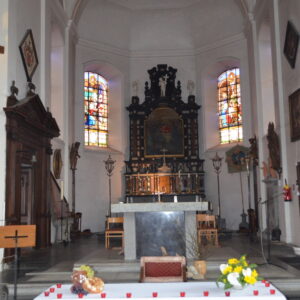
[216,255,262,289]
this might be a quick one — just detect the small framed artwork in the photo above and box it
[289,88,300,142]
[19,29,38,82]
[283,21,299,69]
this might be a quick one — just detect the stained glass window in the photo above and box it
[84,72,108,147]
[217,68,242,144]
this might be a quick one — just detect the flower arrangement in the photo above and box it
[216,255,262,289]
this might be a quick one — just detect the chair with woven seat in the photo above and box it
[196,214,219,247]
[140,256,186,283]
[105,217,124,249]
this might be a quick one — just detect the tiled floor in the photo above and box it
[1,232,300,299]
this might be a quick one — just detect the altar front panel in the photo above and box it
[135,212,185,258]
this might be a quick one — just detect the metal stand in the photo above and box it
[211,152,223,228]
[104,155,116,217]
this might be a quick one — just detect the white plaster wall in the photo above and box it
[7,0,41,98]
[189,0,244,49]
[74,44,129,233]
[129,9,194,51]
[78,0,131,51]
[50,24,65,139]
[197,37,253,230]
[276,0,300,246]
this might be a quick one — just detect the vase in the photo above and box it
[232,284,246,290]
[193,260,207,279]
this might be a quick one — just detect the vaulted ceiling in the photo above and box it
[65,0,258,25]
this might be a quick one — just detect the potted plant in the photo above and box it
[186,232,212,279]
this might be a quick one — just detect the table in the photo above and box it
[34,281,286,300]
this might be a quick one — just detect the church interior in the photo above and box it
[1,0,300,299]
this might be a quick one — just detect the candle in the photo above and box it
[60,181,64,200]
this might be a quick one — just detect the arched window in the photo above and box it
[217,68,242,144]
[84,72,108,147]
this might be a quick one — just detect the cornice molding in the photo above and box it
[78,38,130,57]
[195,33,245,55]
[78,32,245,59]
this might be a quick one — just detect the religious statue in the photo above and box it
[187,80,195,96]
[70,142,81,170]
[267,122,281,177]
[132,81,138,97]
[159,75,168,97]
[248,135,258,166]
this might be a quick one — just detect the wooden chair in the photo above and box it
[196,214,219,247]
[140,256,186,283]
[105,217,124,249]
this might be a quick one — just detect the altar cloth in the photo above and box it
[34,281,286,300]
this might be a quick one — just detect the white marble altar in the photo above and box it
[111,202,208,260]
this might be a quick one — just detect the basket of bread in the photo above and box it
[71,265,104,295]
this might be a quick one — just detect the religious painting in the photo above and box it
[284,21,299,69]
[19,29,39,82]
[144,107,184,157]
[289,88,300,142]
[225,145,249,173]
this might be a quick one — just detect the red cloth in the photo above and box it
[145,262,182,277]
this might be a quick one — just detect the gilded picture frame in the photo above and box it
[19,29,39,82]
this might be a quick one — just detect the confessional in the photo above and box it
[4,82,60,251]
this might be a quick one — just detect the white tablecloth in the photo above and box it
[34,282,286,300]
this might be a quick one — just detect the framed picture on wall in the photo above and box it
[289,88,300,142]
[19,29,39,82]
[283,21,299,69]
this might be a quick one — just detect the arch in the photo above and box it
[201,57,241,149]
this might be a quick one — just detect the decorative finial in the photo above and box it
[10,80,19,97]
[27,82,36,95]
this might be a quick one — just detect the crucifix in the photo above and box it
[0,225,36,300]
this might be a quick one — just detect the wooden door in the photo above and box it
[20,166,34,225]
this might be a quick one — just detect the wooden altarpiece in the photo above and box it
[125,65,205,200]
[4,82,60,249]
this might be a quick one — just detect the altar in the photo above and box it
[111,202,208,260]
[35,282,286,300]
